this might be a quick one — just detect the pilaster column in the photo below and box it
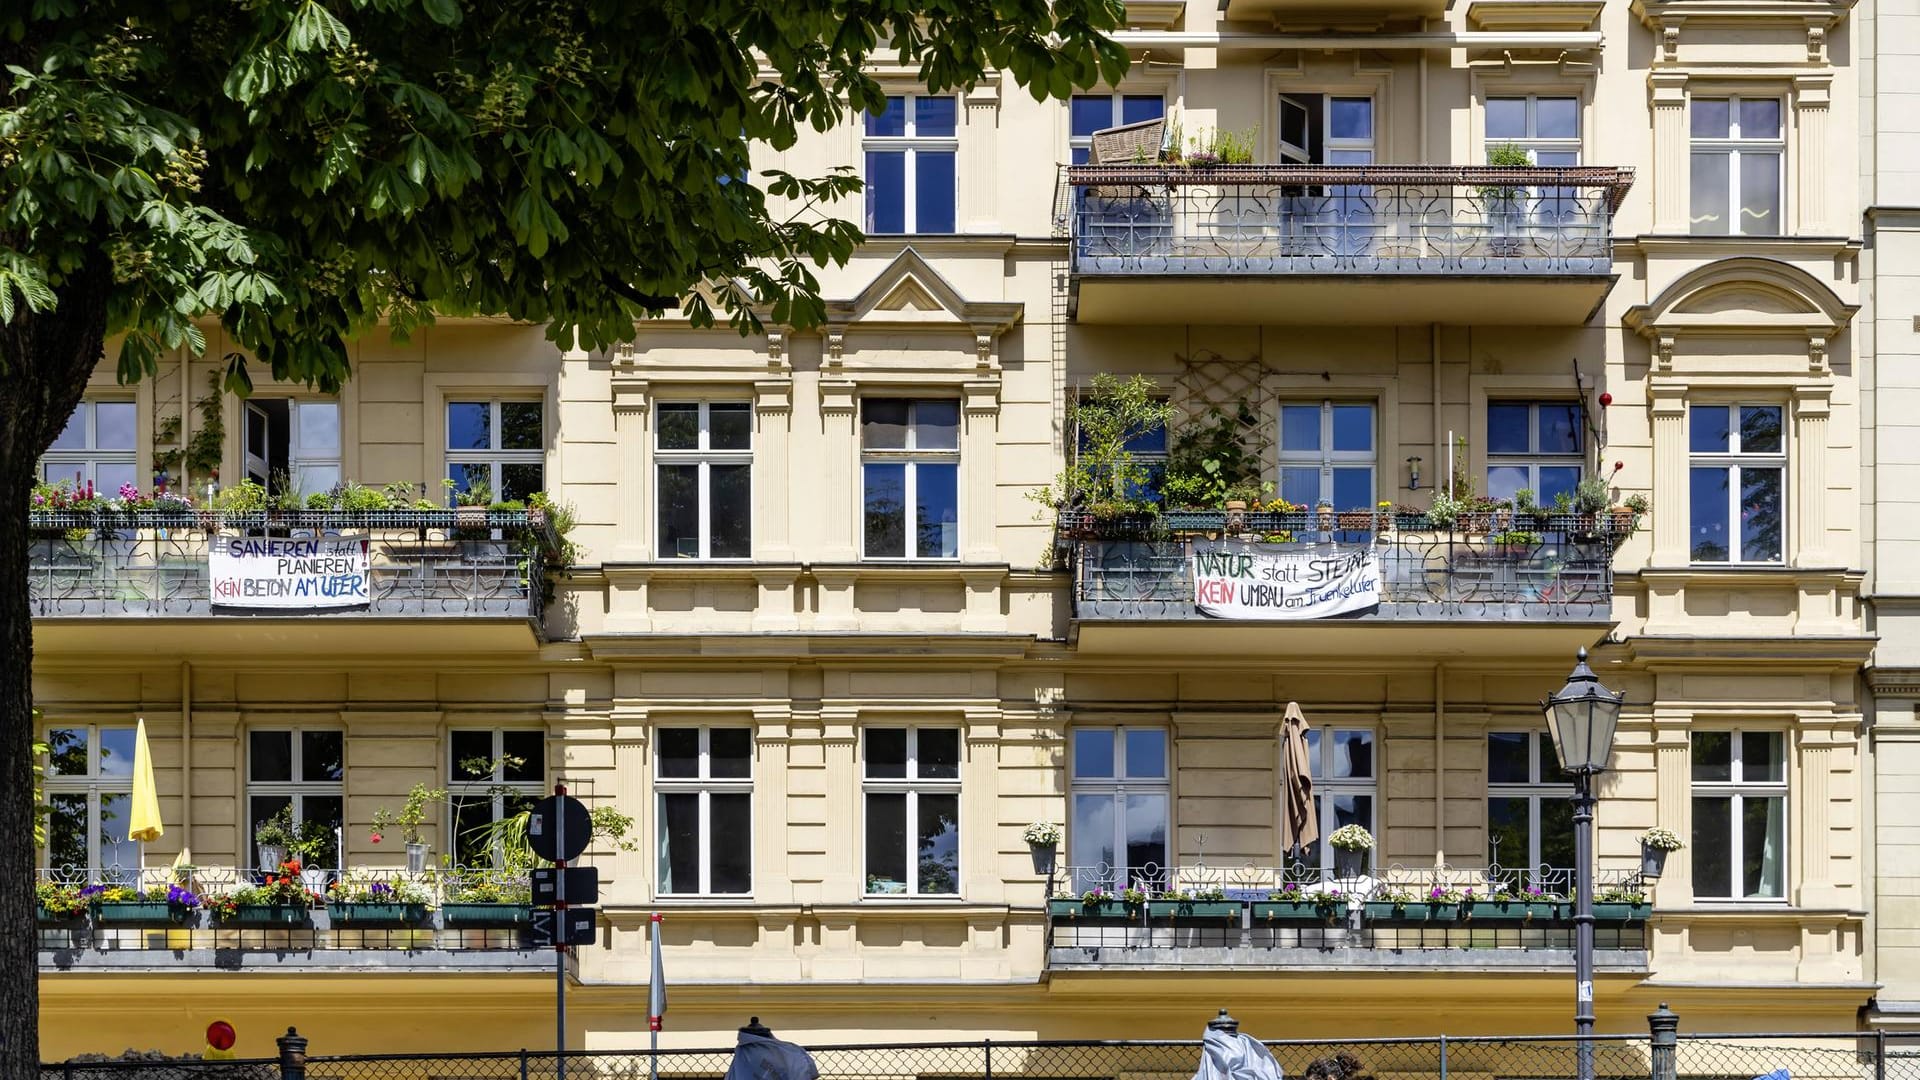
[963,81,1001,233]
[1793,383,1832,567]
[820,708,860,901]
[611,378,651,560]
[961,373,1001,563]
[753,709,794,904]
[1794,75,1833,235]
[1795,722,1844,907]
[753,378,793,563]
[1650,383,1690,565]
[1652,708,1693,905]
[1650,73,1690,233]
[607,705,648,902]
[963,709,1005,904]
[820,378,858,562]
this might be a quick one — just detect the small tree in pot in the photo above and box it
[372,783,449,875]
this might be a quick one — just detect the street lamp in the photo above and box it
[1542,646,1623,1080]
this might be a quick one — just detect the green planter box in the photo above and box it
[1364,901,1463,924]
[36,905,85,925]
[1048,898,1140,921]
[1464,900,1565,923]
[1592,902,1652,923]
[218,904,311,927]
[443,903,533,927]
[94,901,183,925]
[1146,900,1241,921]
[328,902,429,927]
[1251,900,1344,924]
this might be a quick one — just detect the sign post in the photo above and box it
[531,786,594,1080]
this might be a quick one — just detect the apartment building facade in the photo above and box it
[32,0,1880,1058]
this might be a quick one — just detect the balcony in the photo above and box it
[1048,862,1650,972]
[27,509,557,654]
[1060,510,1621,656]
[1062,164,1632,325]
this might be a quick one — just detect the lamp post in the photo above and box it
[1542,646,1623,1080]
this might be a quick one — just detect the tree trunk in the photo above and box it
[0,254,115,1072]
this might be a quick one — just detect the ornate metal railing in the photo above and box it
[1064,510,1623,622]
[26,509,556,621]
[1052,861,1643,900]
[1062,164,1632,277]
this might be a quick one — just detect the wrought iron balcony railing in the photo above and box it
[1061,164,1633,277]
[1063,510,1623,622]
[26,509,557,622]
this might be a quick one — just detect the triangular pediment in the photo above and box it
[826,248,1022,333]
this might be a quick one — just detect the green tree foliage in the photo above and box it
[0,1,1127,1066]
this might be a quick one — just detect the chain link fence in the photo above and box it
[43,1030,1920,1080]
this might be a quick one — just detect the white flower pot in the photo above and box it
[256,843,286,872]
[406,842,428,876]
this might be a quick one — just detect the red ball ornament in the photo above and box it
[1598,392,1613,407]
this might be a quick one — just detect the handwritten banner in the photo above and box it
[1192,541,1380,619]
[210,536,371,610]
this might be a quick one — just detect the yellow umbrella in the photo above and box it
[129,717,164,843]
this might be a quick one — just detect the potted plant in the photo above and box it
[253,805,296,872]
[1032,374,1175,542]
[1253,884,1346,925]
[1364,885,1464,924]
[443,874,535,927]
[1051,885,1145,921]
[1481,142,1533,255]
[1023,821,1062,877]
[1147,886,1238,921]
[204,863,320,926]
[1467,885,1564,923]
[1594,886,1652,922]
[1572,475,1611,536]
[1328,824,1373,879]
[35,881,87,925]
[90,883,198,926]
[326,870,433,926]
[372,783,449,875]
[1488,529,1541,559]
[1616,492,1651,538]
[1640,826,1684,880]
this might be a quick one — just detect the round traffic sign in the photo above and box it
[529,794,593,862]
[206,1021,236,1051]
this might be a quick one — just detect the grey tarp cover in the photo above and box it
[725,1032,821,1080]
[1193,1027,1286,1080]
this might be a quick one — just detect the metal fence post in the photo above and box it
[520,1048,530,1080]
[1876,1029,1887,1080]
[1648,1003,1678,1080]
[1438,1034,1448,1080]
[276,1027,309,1080]
[984,1037,993,1080]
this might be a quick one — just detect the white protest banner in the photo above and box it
[210,536,371,610]
[1191,541,1381,619]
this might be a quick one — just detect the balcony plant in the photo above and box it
[1327,824,1373,879]
[1147,886,1237,921]
[443,874,535,927]
[1051,885,1145,921]
[1466,884,1564,923]
[1481,142,1533,255]
[1594,886,1652,923]
[371,783,449,875]
[204,862,321,926]
[1036,374,1175,541]
[1364,885,1465,924]
[1488,529,1541,559]
[1253,884,1346,925]
[1639,826,1684,880]
[252,805,297,872]
[1023,821,1062,876]
[35,881,87,924]
[89,883,200,926]
[326,870,433,926]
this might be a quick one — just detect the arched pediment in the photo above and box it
[1624,257,1856,340]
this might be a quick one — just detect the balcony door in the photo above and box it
[244,399,341,499]
[1276,94,1374,257]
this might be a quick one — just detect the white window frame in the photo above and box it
[1689,95,1785,237]
[654,401,753,560]
[863,93,959,235]
[447,728,547,868]
[245,727,345,870]
[862,727,963,898]
[244,398,342,498]
[1485,95,1581,164]
[1302,727,1378,877]
[1485,730,1575,879]
[40,399,137,492]
[1278,400,1377,510]
[1691,730,1789,901]
[1486,400,1584,503]
[41,723,138,873]
[1689,403,1787,565]
[1069,726,1171,893]
[653,726,753,897]
[445,398,544,503]
[860,398,961,561]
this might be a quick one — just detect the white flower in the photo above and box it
[1023,821,1062,847]
[1327,824,1374,851]
[1640,826,1685,851]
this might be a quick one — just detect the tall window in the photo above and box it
[446,399,544,502]
[1690,97,1783,236]
[1692,731,1787,899]
[1689,404,1785,564]
[247,729,344,869]
[41,400,137,494]
[1298,728,1376,876]
[861,399,959,559]
[1070,93,1166,164]
[1486,96,1581,223]
[655,727,752,896]
[1277,95,1374,166]
[448,729,546,868]
[244,399,341,498]
[1486,731,1575,881]
[656,402,752,559]
[42,724,137,874]
[863,728,961,896]
[1279,401,1375,510]
[864,94,957,235]
[1070,727,1169,892]
[1487,401,1583,505]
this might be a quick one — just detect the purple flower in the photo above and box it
[118,483,141,501]
[78,884,106,898]
[1429,886,1445,900]
[167,884,200,907]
